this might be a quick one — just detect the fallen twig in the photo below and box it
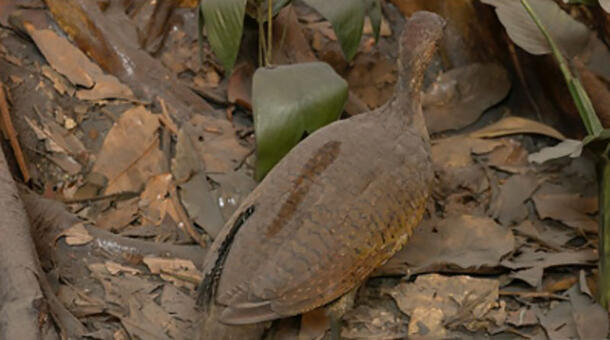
[0,82,30,181]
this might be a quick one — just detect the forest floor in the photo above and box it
[0,0,608,339]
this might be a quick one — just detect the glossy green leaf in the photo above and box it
[301,0,366,61]
[200,0,247,72]
[253,62,348,180]
[364,0,382,42]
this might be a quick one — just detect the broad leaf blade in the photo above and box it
[482,0,589,58]
[253,62,348,180]
[200,0,247,72]
[301,0,366,60]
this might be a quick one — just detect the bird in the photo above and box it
[196,11,446,340]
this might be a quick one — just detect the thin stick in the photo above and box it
[0,83,30,182]
[499,290,569,301]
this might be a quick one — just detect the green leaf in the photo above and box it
[253,62,348,180]
[301,0,366,61]
[364,0,382,42]
[200,0,247,72]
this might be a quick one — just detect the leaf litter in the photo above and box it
[0,0,608,339]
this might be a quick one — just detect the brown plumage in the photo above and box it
[197,11,446,339]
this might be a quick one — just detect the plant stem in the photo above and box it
[267,0,273,65]
[521,0,609,308]
[520,0,603,136]
[599,155,610,309]
[258,14,267,66]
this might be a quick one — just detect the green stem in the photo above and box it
[599,155,610,309]
[520,0,603,136]
[267,0,273,65]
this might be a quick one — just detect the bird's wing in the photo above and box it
[199,118,431,324]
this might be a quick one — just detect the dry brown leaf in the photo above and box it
[342,305,408,339]
[568,284,609,339]
[227,62,254,110]
[423,63,510,134]
[171,127,204,183]
[105,261,141,276]
[469,116,565,140]
[142,256,201,289]
[388,274,505,336]
[432,136,503,193]
[96,198,139,231]
[92,106,165,194]
[184,114,250,173]
[57,222,93,245]
[140,174,173,226]
[532,182,598,232]
[488,173,539,226]
[179,173,225,238]
[486,139,529,173]
[29,29,134,100]
[41,65,75,96]
[380,215,515,276]
[502,247,597,273]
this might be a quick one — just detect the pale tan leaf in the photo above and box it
[469,116,566,140]
[481,0,590,58]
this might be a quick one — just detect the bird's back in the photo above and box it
[200,110,432,324]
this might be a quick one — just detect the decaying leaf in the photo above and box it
[432,136,502,193]
[538,301,578,339]
[142,256,201,289]
[139,174,176,226]
[569,284,609,339]
[388,274,505,336]
[105,261,142,276]
[56,222,93,245]
[179,173,225,238]
[380,215,515,276]
[171,127,204,183]
[183,114,250,173]
[341,305,408,339]
[28,29,135,100]
[532,182,598,232]
[423,63,511,134]
[502,247,597,280]
[92,106,165,194]
[488,173,539,226]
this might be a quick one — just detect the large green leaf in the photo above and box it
[301,0,366,61]
[253,62,348,180]
[200,0,247,72]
